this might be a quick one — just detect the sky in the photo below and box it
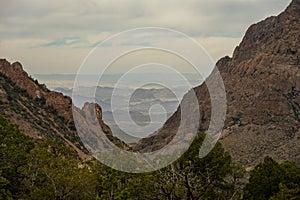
[0,0,291,74]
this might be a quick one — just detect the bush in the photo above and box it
[243,157,300,200]
[0,115,34,198]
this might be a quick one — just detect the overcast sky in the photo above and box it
[0,0,291,74]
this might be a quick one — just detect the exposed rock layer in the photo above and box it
[136,0,300,167]
[0,59,123,159]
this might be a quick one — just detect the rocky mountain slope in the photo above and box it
[0,59,126,159]
[136,0,300,167]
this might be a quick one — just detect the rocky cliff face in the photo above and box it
[0,60,73,123]
[0,59,123,159]
[136,0,300,167]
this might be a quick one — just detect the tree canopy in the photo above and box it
[0,115,299,199]
[243,156,300,200]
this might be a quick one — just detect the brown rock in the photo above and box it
[0,59,122,159]
[136,0,300,167]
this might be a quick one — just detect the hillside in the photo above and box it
[0,59,127,159]
[136,0,300,167]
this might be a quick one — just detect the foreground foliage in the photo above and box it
[0,115,34,199]
[0,115,299,199]
[243,156,300,200]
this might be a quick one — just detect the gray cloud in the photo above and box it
[0,0,290,39]
[0,0,292,73]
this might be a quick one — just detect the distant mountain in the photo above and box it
[55,85,179,142]
[54,86,179,112]
[136,0,300,167]
[0,59,127,159]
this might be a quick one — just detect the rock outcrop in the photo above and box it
[136,0,300,167]
[0,59,73,123]
[0,59,123,159]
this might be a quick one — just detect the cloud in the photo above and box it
[32,37,85,48]
[0,0,292,73]
[0,0,290,39]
